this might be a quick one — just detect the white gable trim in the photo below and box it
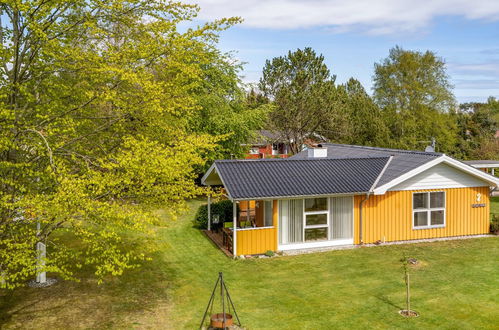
[373,155,499,195]
[201,163,234,200]
[388,163,488,191]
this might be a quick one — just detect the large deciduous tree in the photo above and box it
[373,46,458,153]
[189,59,270,163]
[456,97,499,159]
[0,0,243,288]
[259,48,339,154]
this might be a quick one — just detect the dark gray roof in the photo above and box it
[213,157,390,200]
[291,143,441,186]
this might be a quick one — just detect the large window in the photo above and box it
[304,198,329,241]
[279,197,354,245]
[413,192,446,229]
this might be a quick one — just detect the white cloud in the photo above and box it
[451,62,499,75]
[188,0,499,34]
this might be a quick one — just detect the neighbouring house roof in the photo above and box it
[202,157,391,200]
[243,130,287,146]
[243,130,327,146]
[291,143,442,187]
[463,160,499,168]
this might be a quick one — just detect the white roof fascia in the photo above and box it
[200,162,217,185]
[468,164,499,169]
[373,155,499,195]
[201,162,234,201]
[233,191,366,202]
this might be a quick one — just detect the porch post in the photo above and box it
[233,201,237,258]
[492,168,495,176]
[207,186,211,231]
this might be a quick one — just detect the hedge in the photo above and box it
[194,199,238,229]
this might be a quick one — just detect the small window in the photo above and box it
[304,198,328,212]
[305,227,328,241]
[413,192,446,229]
[249,148,259,155]
[305,213,327,226]
[264,200,273,227]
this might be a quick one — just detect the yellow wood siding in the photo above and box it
[353,187,490,244]
[236,227,277,255]
[235,200,278,256]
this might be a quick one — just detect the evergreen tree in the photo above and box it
[259,48,339,154]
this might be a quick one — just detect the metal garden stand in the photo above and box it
[200,272,241,329]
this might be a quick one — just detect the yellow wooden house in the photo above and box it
[201,144,499,257]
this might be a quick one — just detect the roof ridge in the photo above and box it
[322,143,442,156]
[215,156,391,163]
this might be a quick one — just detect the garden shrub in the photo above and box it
[491,214,499,235]
[194,200,237,229]
[265,250,275,257]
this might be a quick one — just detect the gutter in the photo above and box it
[359,155,393,244]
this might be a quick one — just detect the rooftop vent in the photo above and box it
[307,146,328,158]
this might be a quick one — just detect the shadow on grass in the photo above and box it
[0,248,181,329]
[373,294,403,310]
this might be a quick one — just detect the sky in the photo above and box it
[188,0,499,103]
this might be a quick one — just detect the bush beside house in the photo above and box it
[194,200,237,229]
[491,214,499,235]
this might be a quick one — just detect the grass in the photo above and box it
[1,199,499,329]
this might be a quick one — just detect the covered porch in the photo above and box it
[204,198,278,257]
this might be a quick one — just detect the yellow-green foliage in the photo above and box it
[0,0,244,288]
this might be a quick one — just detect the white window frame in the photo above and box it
[412,191,446,229]
[272,143,280,155]
[249,147,259,155]
[303,198,330,241]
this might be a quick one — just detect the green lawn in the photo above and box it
[1,199,498,329]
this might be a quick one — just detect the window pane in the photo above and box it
[306,213,327,226]
[431,210,444,226]
[414,211,428,227]
[413,193,427,209]
[304,198,328,212]
[264,201,273,227]
[305,227,328,241]
[430,192,444,208]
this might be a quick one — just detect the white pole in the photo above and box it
[36,220,46,284]
[233,201,237,258]
[36,242,46,283]
[207,191,211,231]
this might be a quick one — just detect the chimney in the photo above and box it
[307,145,328,158]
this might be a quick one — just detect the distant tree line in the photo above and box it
[256,47,498,159]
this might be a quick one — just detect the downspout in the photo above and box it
[359,156,393,245]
